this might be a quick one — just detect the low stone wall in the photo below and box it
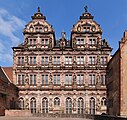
[5,110,32,117]
[94,115,127,120]
[33,113,94,119]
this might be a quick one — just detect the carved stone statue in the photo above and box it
[73,39,77,48]
[73,98,76,111]
[25,74,29,85]
[97,37,101,49]
[97,54,100,64]
[73,56,77,65]
[96,74,101,85]
[49,73,53,84]
[96,98,101,111]
[48,39,52,48]
[73,73,77,84]
[49,55,52,62]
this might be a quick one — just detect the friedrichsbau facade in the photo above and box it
[12,7,112,115]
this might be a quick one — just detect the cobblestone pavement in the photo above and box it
[0,117,93,120]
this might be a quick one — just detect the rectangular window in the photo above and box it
[41,57,48,65]
[34,57,36,65]
[65,57,72,64]
[30,39,32,45]
[21,57,24,64]
[101,75,106,85]
[30,57,32,65]
[29,57,36,65]
[89,38,96,45]
[42,75,44,84]
[18,75,24,85]
[33,39,36,45]
[76,38,84,45]
[89,74,96,85]
[77,74,84,85]
[34,75,36,85]
[104,57,107,64]
[65,74,72,85]
[30,75,33,85]
[54,75,60,85]
[30,75,36,85]
[45,39,49,45]
[45,75,48,84]
[80,39,84,45]
[18,75,21,85]
[89,56,95,64]
[54,57,60,64]
[42,57,44,64]
[45,57,48,64]
[77,56,84,64]
[42,75,49,85]
[22,75,24,85]
[89,39,92,45]
[18,57,24,65]
[42,39,44,45]
[77,39,80,45]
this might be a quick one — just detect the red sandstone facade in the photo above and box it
[107,31,127,117]
[0,67,18,115]
[12,7,112,115]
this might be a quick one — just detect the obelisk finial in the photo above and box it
[84,6,88,13]
[38,7,40,12]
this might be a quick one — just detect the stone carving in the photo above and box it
[73,39,77,48]
[73,98,76,111]
[97,54,100,64]
[48,39,52,48]
[49,98,53,111]
[25,74,29,85]
[96,98,101,111]
[73,73,77,84]
[73,56,77,65]
[96,74,101,85]
[97,37,101,49]
[49,73,53,84]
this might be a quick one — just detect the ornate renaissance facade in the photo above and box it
[12,7,112,115]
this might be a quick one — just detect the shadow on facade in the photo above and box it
[94,115,127,120]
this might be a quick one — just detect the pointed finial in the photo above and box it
[84,6,88,13]
[38,7,40,12]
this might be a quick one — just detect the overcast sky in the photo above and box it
[0,0,127,66]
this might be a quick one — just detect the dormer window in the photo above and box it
[39,27,42,32]
[45,39,49,45]
[33,39,36,45]
[84,27,87,32]
[36,27,39,32]
[42,39,44,45]
[83,26,90,32]
[30,39,32,45]
[29,26,34,32]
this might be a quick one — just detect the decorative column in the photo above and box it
[37,92,41,113]
[49,94,53,113]
[73,95,77,113]
[61,93,65,114]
